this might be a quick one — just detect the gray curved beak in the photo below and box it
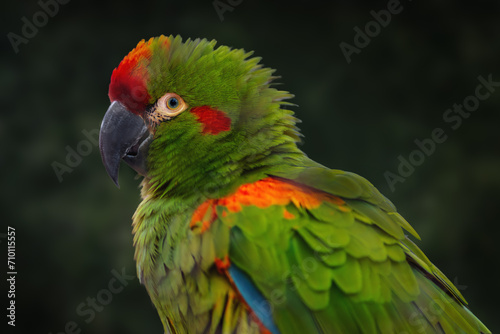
[99,101,152,187]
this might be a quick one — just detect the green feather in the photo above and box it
[320,250,347,267]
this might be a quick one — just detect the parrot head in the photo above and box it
[99,35,300,195]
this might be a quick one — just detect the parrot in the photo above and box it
[98,35,490,334]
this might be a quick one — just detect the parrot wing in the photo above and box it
[192,167,490,334]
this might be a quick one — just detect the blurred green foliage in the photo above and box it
[1,0,499,333]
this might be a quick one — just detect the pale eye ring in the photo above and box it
[156,92,188,117]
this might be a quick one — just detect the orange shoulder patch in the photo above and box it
[189,199,217,232]
[283,208,296,220]
[190,177,345,232]
[217,177,344,212]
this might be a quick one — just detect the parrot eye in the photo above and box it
[167,97,179,110]
[155,92,188,119]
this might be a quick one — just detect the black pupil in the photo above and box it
[168,97,179,109]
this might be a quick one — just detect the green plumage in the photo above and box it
[213,171,489,333]
[104,35,490,333]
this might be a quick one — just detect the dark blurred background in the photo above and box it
[2,0,499,333]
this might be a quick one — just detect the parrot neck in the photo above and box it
[139,101,308,205]
[142,138,307,205]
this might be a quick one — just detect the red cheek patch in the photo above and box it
[191,106,231,135]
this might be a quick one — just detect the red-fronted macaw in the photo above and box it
[99,35,490,333]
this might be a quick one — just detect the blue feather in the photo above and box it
[228,265,281,334]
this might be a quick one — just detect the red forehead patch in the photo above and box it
[191,106,231,135]
[108,37,170,114]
